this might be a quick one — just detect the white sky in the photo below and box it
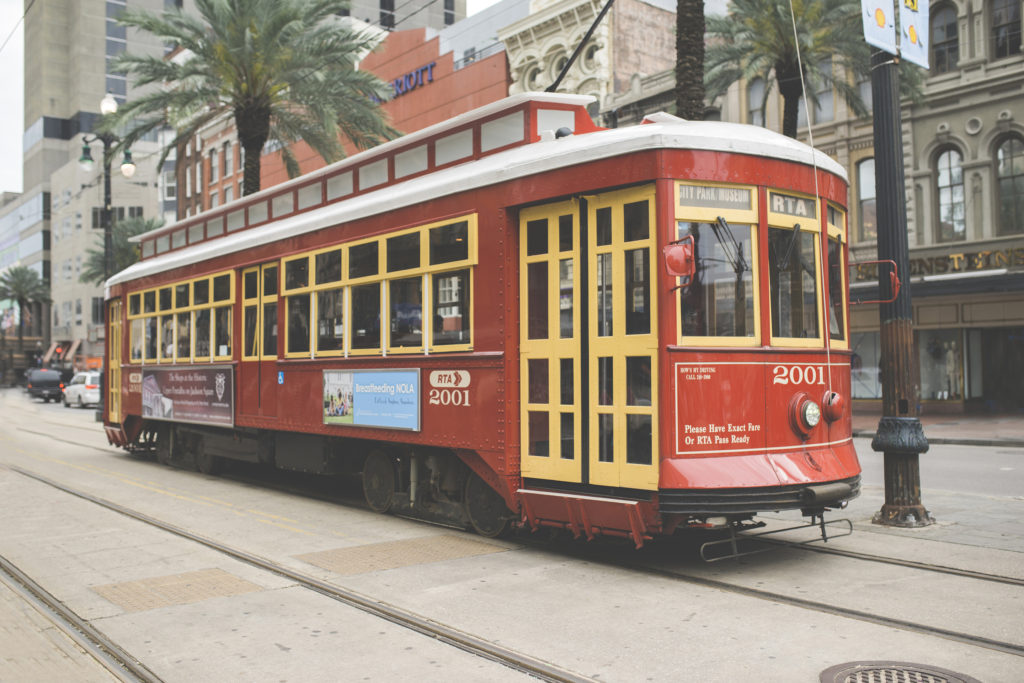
[0,0,502,196]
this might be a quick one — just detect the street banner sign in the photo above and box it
[862,0,898,54]
[900,0,930,69]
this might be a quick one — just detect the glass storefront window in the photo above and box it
[918,329,963,400]
[851,331,881,399]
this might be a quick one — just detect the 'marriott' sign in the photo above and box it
[392,62,436,98]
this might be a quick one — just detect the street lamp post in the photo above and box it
[79,93,136,422]
[79,93,137,281]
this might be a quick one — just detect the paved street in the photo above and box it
[1,388,1023,682]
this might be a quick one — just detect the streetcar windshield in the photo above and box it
[676,220,756,338]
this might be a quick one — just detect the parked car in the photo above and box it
[26,368,65,403]
[63,371,101,408]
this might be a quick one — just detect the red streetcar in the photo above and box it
[103,93,860,547]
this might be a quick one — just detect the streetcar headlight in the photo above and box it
[802,400,821,428]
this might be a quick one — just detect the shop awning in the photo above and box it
[41,342,58,364]
[64,339,82,360]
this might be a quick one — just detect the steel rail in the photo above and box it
[0,553,163,683]
[753,536,1024,587]
[9,465,593,683]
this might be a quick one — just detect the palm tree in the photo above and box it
[80,217,163,286]
[0,266,51,350]
[675,0,706,120]
[106,0,399,195]
[705,0,873,138]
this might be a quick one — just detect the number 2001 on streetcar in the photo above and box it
[103,92,860,548]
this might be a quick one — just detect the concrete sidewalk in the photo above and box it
[852,409,1024,447]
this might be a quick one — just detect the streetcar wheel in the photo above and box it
[464,473,511,538]
[362,450,395,513]
[194,437,222,475]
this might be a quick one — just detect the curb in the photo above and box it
[851,430,1024,449]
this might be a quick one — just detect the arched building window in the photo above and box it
[857,158,876,242]
[992,0,1022,59]
[932,5,959,73]
[996,136,1024,235]
[747,78,765,126]
[936,148,966,242]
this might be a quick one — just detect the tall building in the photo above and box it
[0,0,170,372]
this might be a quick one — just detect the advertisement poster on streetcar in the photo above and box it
[323,368,420,431]
[141,366,234,427]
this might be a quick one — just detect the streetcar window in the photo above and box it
[623,200,649,241]
[285,258,309,290]
[526,218,547,256]
[597,414,614,462]
[626,356,652,406]
[626,415,652,465]
[159,287,172,311]
[559,259,573,338]
[597,356,613,406]
[595,207,612,246]
[315,250,342,284]
[193,279,209,306]
[130,319,143,362]
[263,266,278,296]
[558,215,573,252]
[595,253,613,336]
[316,289,344,352]
[243,305,259,357]
[624,248,650,335]
[559,358,574,405]
[432,270,470,346]
[351,283,381,349]
[175,283,190,309]
[677,221,755,338]
[526,262,548,340]
[161,316,174,361]
[286,294,311,354]
[143,291,156,314]
[145,317,158,361]
[528,358,548,403]
[213,274,231,302]
[528,411,549,457]
[129,294,140,316]
[828,236,846,342]
[768,227,820,339]
[244,270,259,300]
[177,312,191,359]
[263,300,277,357]
[349,242,378,279]
[387,232,420,272]
[194,309,211,358]
[389,277,422,348]
[214,306,232,357]
[429,221,468,264]
[560,413,574,460]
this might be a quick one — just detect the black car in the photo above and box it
[26,368,65,402]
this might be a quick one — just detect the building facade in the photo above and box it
[1,0,170,372]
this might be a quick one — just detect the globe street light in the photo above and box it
[79,93,136,281]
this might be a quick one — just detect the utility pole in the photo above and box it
[868,48,933,527]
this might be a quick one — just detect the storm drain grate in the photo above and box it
[296,533,508,575]
[820,662,982,683]
[92,568,262,612]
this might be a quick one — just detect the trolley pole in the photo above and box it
[868,49,933,527]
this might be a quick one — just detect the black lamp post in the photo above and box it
[79,93,135,421]
[78,93,136,281]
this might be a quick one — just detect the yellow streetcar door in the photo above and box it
[519,187,659,491]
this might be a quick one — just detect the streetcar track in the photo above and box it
[7,465,594,683]
[755,536,1024,587]
[0,554,163,683]
[534,537,1024,659]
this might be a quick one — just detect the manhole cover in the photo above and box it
[820,662,982,683]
